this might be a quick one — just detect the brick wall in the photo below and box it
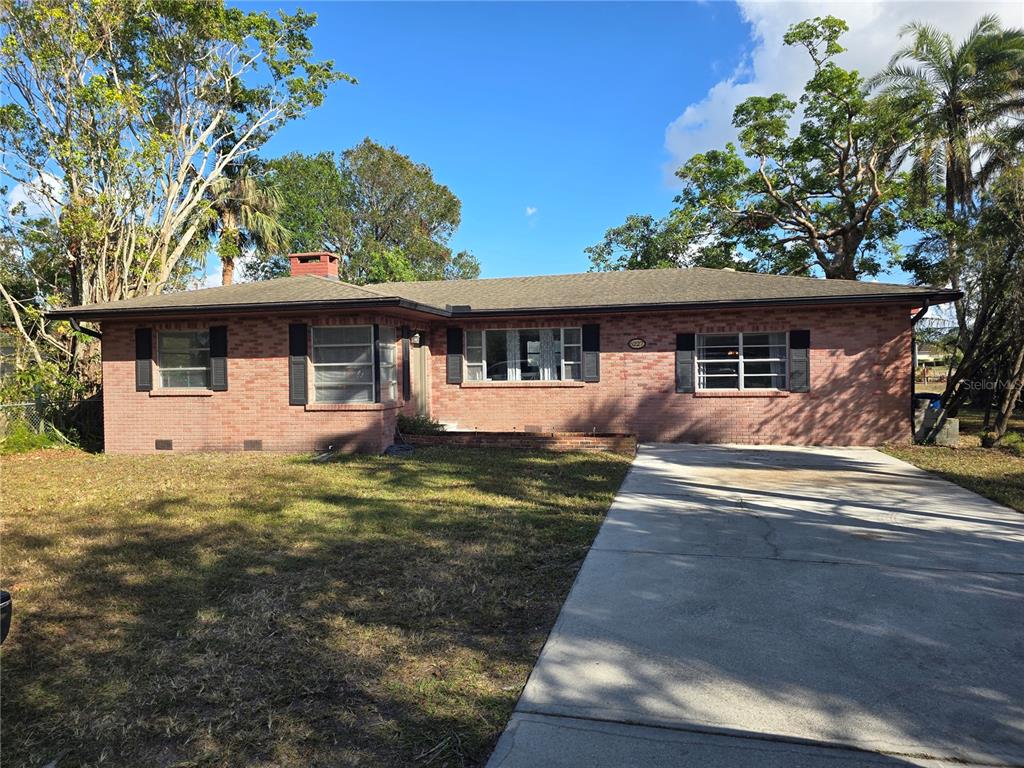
[100,301,914,454]
[425,303,914,446]
[101,313,405,454]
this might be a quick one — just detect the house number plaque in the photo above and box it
[627,338,646,350]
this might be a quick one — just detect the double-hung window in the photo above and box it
[697,332,787,390]
[158,331,210,388]
[377,326,398,402]
[312,326,375,403]
[465,328,583,381]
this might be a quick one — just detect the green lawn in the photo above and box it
[1,447,631,767]
[885,405,1024,514]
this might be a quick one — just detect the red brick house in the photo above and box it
[50,252,958,453]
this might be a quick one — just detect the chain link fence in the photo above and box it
[0,396,103,451]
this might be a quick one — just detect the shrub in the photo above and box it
[0,420,65,454]
[999,431,1024,457]
[981,430,1024,457]
[397,413,446,436]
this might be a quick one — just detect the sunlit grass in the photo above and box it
[2,447,630,767]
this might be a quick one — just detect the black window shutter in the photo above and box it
[135,327,153,391]
[676,333,695,393]
[372,324,382,403]
[401,326,411,401]
[210,325,228,391]
[288,323,308,405]
[789,329,810,392]
[446,327,463,384]
[582,324,600,382]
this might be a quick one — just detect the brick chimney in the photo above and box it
[289,252,339,279]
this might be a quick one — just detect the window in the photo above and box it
[697,332,787,390]
[312,326,374,403]
[561,328,582,381]
[378,326,398,402]
[158,330,209,388]
[464,328,582,381]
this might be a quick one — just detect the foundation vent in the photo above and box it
[155,439,173,451]
[243,439,263,452]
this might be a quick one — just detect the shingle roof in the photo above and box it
[49,267,958,320]
[369,268,954,310]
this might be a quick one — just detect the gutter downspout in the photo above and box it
[68,316,102,340]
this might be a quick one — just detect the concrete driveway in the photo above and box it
[488,445,1024,767]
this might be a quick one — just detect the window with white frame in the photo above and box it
[377,326,398,402]
[158,330,210,388]
[312,326,375,403]
[465,328,583,381]
[697,332,787,390]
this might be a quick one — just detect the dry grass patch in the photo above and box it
[1,447,630,767]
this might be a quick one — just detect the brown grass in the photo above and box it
[1,447,631,767]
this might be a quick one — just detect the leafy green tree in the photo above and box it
[586,215,681,271]
[206,164,290,285]
[244,152,353,280]
[0,0,347,375]
[364,247,417,283]
[939,163,1024,443]
[444,250,481,281]
[871,14,1024,331]
[249,141,480,283]
[342,138,478,282]
[671,17,918,279]
[586,213,740,272]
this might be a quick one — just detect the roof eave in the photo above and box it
[45,296,450,321]
[447,289,962,318]
[46,288,960,322]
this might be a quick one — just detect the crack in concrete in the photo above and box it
[736,494,782,559]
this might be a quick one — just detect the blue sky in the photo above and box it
[9,1,1009,288]
[239,1,750,279]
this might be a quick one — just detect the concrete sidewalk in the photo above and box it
[488,445,1024,767]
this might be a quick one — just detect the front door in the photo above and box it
[410,335,429,417]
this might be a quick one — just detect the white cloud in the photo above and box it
[525,206,538,217]
[7,171,64,218]
[665,1,1024,178]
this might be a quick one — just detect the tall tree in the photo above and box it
[939,161,1024,443]
[672,17,917,280]
[586,213,742,272]
[588,215,682,272]
[342,138,478,283]
[206,164,289,285]
[871,15,1024,331]
[244,152,353,280]
[247,141,480,283]
[0,0,347,377]
[591,18,919,279]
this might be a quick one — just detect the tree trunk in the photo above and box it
[222,254,235,286]
[982,383,995,429]
[66,237,83,377]
[220,210,239,286]
[992,343,1024,442]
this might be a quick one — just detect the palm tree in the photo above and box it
[206,165,290,285]
[871,14,1024,327]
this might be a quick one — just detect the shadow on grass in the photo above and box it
[2,448,630,768]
